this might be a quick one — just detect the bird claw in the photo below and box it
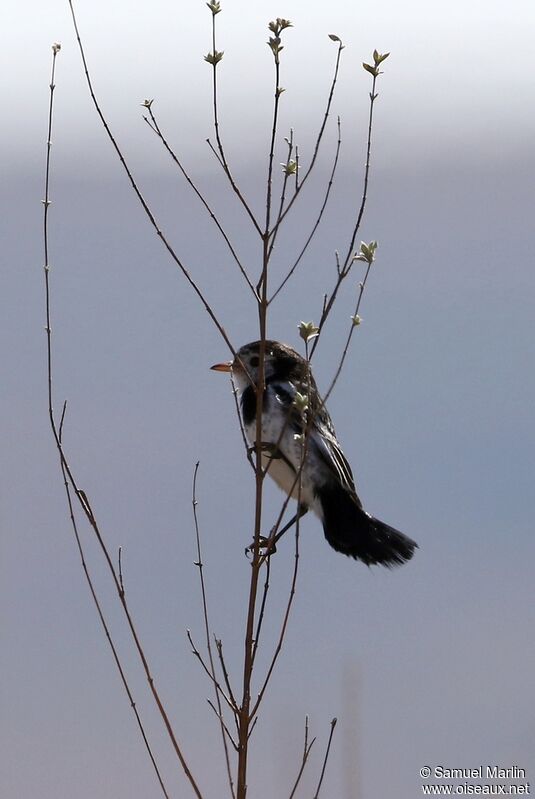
[245,535,278,558]
[246,443,283,459]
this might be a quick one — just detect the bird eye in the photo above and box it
[249,356,259,367]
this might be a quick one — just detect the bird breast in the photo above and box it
[242,383,319,511]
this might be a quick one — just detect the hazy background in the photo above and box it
[3,1,535,797]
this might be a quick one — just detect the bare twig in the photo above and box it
[118,546,125,596]
[215,638,240,724]
[186,630,237,716]
[192,463,236,797]
[43,46,170,799]
[48,24,206,798]
[269,116,342,302]
[246,715,258,741]
[143,107,257,299]
[207,700,239,751]
[230,372,255,472]
[269,39,344,237]
[322,259,373,405]
[250,457,303,719]
[207,5,262,235]
[59,449,171,798]
[250,551,271,669]
[264,36,284,237]
[288,716,316,799]
[312,718,338,798]
[310,70,380,360]
[57,434,204,793]
[267,129,294,257]
[67,0,236,363]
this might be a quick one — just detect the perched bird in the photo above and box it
[211,340,417,568]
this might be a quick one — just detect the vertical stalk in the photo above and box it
[236,21,286,790]
[236,233,269,798]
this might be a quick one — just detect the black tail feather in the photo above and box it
[318,484,417,568]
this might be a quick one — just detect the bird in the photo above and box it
[211,340,417,568]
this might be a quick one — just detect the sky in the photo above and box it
[3,1,535,798]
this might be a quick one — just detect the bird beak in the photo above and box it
[210,360,233,372]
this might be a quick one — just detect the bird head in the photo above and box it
[211,340,307,390]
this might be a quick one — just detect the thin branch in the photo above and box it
[48,26,205,798]
[186,630,237,717]
[191,463,236,798]
[207,700,239,751]
[206,136,225,167]
[250,551,271,670]
[60,461,204,794]
[312,718,338,799]
[310,71,380,360]
[267,129,294,258]
[58,399,68,438]
[43,47,170,799]
[269,116,342,302]
[268,40,344,237]
[288,716,316,799]
[143,107,257,298]
[236,192,272,791]
[339,73,379,272]
[215,638,240,725]
[208,8,262,235]
[322,260,372,405]
[250,465,302,719]
[230,372,256,472]
[59,422,171,798]
[246,715,258,741]
[264,46,283,236]
[67,0,236,363]
[63,477,171,797]
[118,546,124,596]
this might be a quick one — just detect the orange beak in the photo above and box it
[210,360,233,372]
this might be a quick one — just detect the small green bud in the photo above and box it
[268,36,283,55]
[204,50,224,65]
[351,314,362,326]
[328,34,341,43]
[52,42,61,54]
[298,321,320,342]
[281,160,298,176]
[373,50,390,65]
[354,241,378,264]
[293,392,309,413]
[269,18,293,35]
[206,1,221,14]
[363,63,379,77]
[278,18,292,30]
[141,99,154,108]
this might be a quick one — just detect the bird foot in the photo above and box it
[245,534,278,558]
[246,442,283,459]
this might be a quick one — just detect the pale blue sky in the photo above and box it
[3,1,535,798]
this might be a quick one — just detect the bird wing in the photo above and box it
[309,423,361,504]
[273,380,361,504]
